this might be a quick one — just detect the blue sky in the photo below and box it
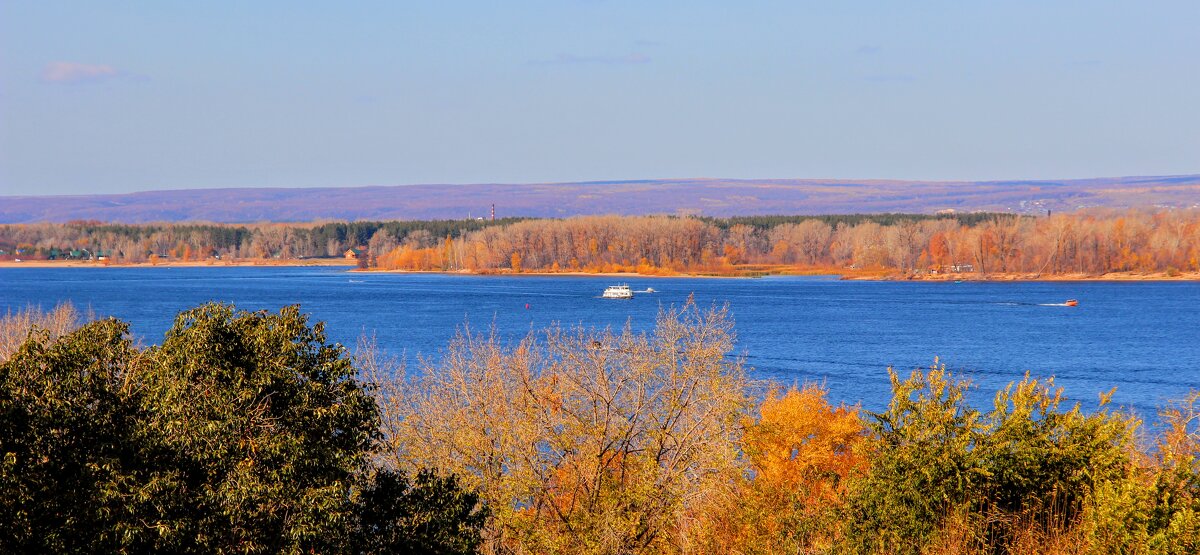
[1,1,1197,195]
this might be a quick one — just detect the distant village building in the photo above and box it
[344,247,365,260]
[950,263,975,273]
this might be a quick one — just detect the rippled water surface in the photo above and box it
[3,267,1198,416]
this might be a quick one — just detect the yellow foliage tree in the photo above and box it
[694,385,866,554]
[372,300,747,554]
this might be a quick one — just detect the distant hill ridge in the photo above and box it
[2,175,1198,224]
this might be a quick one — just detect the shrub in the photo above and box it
[844,361,986,554]
[0,302,86,361]
[844,362,1139,554]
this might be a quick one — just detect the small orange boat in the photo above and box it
[1065,299,1079,307]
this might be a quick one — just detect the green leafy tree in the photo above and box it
[132,303,381,553]
[844,362,1139,554]
[976,376,1132,538]
[0,318,152,553]
[844,361,985,554]
[353,469,487,555]
[0,302,493,554]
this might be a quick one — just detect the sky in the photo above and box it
[1,1,1197,196]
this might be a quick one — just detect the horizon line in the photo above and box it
[5,172,1199,199]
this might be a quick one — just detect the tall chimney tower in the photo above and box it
[491,204,495,222]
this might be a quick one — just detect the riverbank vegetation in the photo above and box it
[4,209,1198,279]
[2,302,1198,554]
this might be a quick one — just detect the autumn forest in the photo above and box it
[3,209,1199,278]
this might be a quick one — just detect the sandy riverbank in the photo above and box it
[842,270,1200,282]
[3,259,1197,281]
[0,258,356,269]
[365,267,1200,281]
[360,268,725,278]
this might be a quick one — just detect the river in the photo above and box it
[3,267,1197,418]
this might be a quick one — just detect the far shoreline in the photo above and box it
[2,259,1198,282]
[0,258,356,269]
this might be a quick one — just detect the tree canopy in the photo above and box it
[0,303,484,555]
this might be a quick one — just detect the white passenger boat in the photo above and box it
[601,284,633,299]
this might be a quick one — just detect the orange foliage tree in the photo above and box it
[693,385,866,553]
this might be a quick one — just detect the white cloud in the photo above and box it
[43,62,120,83]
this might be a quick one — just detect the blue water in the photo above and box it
[2,267,1198,418]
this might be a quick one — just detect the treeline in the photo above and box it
[697,211,1013,230]
[0,214,990,265]
[375,210,1200,276]
[3,210,1199,276]
[0,218,524,262]
[3,302,1198,554]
